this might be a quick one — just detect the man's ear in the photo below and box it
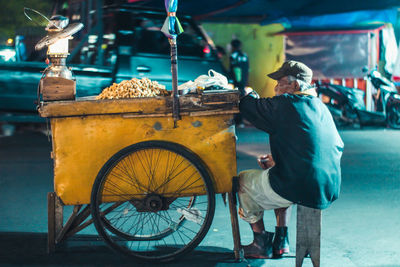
[294,81,300,91]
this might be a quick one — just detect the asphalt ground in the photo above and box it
[1,126,400,266]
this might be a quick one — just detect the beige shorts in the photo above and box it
[238,168,292,224]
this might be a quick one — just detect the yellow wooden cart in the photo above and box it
[39,91,242,262]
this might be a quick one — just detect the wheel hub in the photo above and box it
[145,194,163,212]
[130,194,176,212]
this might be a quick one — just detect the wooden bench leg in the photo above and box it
[228,191,243,261]
[296,205,321,267]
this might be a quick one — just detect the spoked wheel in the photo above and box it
[387,104,400,129]
[91,141,215,262]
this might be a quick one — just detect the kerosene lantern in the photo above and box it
[35,15,83,101]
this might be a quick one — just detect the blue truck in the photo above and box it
[0,6,227,132]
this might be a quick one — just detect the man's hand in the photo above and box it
[244,86,253,95]
[244,87,259,98]
[257,154,275,169]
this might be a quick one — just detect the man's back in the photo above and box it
[240,93,344,209]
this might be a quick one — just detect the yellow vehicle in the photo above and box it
[39,91,241,262]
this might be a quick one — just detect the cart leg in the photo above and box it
[228,191,243,261]
[47,192,63,254]
[47,192,55,254]
[55,195,64,237]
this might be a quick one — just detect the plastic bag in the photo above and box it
[194,69,228,89]
[178,80,196,91]
[178,69,229,93]
[176,207,202,224]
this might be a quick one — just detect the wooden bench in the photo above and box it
[296,205,322,267]
[230,177,322,265]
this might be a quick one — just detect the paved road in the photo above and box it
[1,127,400,266]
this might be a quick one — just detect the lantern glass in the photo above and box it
[48,38,69,54]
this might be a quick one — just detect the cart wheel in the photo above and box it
[91,141,215,262]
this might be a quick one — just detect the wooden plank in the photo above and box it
[64,202,123,239]
[55,205,82,244]
[64,218,94,239]
[296,205,321,267]
[121,109,238,118]
[39,97,166,117]
[229,176,243,261]
[68,205,91,230]
[47,192,56,254]
[47,192,63,253]
[228,191,243,261]
[55,194,64,238]
[41,77,75,101]
[38,91,239,118]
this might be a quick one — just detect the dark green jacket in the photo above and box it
[239,94,344,209]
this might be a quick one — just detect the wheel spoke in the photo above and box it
[142,148,154,190]
[103,202,130,221]
[162,210,187,245]
[154,161,194,193]
[136,150,153,188]
[106,170,147,196]
[148,149,162,191]
[173,175,203,195]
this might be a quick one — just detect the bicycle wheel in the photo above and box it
[91,140,215,262]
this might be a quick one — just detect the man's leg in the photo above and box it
[240,218,274,259]
[274,206,292,226]
[273,206,292,257]
[250,218,265,233]
[238,170,274,259]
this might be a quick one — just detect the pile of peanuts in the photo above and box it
[96,78,170,100]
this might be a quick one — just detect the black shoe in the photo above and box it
[242,231,274,259]
[272,226,290,258]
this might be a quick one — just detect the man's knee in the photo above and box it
[238,169,257,191]
[238,171,248,193]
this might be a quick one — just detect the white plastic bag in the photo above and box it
[178,69,229,92]
[194,69,228,89]
[176,207,203,224]
[178,80,196,91]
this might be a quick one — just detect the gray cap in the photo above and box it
[268,60,313,84]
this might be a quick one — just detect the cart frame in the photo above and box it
[41,92,243,261]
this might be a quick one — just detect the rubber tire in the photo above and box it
[342,103,362,128]
[387,104,400,129]
[90,140,215,262]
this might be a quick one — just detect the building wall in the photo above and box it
[202,23,284,97]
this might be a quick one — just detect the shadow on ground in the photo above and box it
[0,232,299,267]
[0,232,247,266]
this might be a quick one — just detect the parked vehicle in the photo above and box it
[0,5,227,126]
[316,69,400,129]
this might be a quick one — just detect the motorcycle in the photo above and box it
[316,69,400,129]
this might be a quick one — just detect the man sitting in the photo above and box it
[238,61,344,259]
